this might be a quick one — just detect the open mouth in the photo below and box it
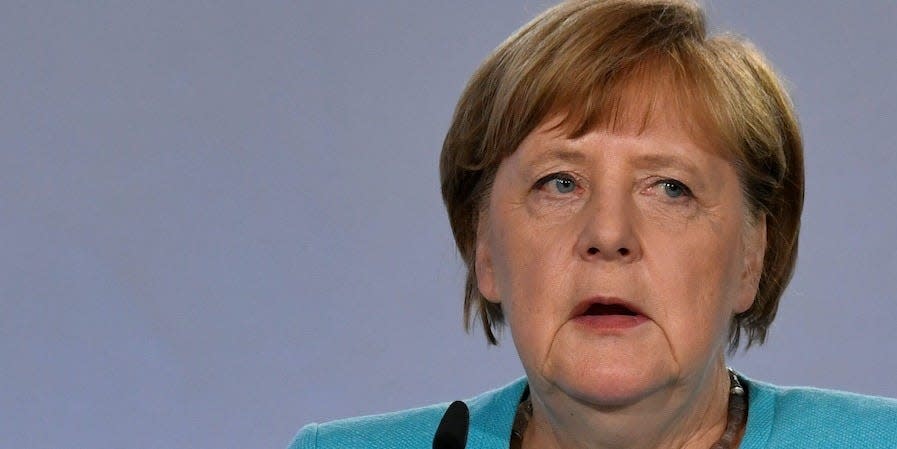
[582,303,639,316]
[572,299,648,330]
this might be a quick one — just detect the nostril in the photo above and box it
[587,247,599,255]
[618,248,630,256]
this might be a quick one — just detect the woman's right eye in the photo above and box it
[535,173,578,195]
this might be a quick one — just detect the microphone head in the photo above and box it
[432,400,469,449]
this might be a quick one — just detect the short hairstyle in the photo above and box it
[439,0,804,352]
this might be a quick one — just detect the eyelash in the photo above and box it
[533,173,693,201]
[533,172,579,195]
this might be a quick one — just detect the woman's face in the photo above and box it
[475,109,766,407]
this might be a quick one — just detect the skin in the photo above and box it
[475,106,766,449]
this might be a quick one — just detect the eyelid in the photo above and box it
[653,178,694,198]
[532,172,584,193]
[534,172,575,188]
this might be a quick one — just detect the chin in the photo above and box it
[542,339,673,408]
[564,368,668,408]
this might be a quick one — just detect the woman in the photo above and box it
[290,1,897,448]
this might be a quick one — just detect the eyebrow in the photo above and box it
[530,149,699,173]
[630,153,700,173]
[530,148,589,165]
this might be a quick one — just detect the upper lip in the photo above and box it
[571,296,647,319]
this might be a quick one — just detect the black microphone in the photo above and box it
[432,400,469,449]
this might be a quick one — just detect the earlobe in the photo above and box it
[475,216,501,303]
[736,213,767,313]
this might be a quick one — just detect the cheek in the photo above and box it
[491,223,572,309]
[646,225,744,348]
[488,212,578,342]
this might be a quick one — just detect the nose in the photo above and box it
[576,192,642,263]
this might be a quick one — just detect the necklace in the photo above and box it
[510,368,748,449]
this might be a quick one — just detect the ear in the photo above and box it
[475,212,501,303]
[735,213,767,313]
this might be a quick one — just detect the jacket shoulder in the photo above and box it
[745,378,897,448]
[287,377,527,449]
[287,403,447,449]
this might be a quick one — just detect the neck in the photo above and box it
[522,363,733,449]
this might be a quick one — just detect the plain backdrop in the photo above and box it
[2,1,896,448]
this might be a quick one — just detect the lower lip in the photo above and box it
[573,314,648,331]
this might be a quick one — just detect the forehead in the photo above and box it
[513,112,717,175]
[534,56,731,161]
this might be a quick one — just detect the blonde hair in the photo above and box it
[440,0,803,351]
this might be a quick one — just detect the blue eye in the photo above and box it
[659,180,689,198]
[553,177,576,194]
[535,173,578,195]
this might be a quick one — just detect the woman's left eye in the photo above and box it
[656,179,691,199]
[552,177,576,194]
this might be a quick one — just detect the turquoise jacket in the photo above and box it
[289,375,897,448]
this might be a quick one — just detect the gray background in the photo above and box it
[2,1,895,448]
